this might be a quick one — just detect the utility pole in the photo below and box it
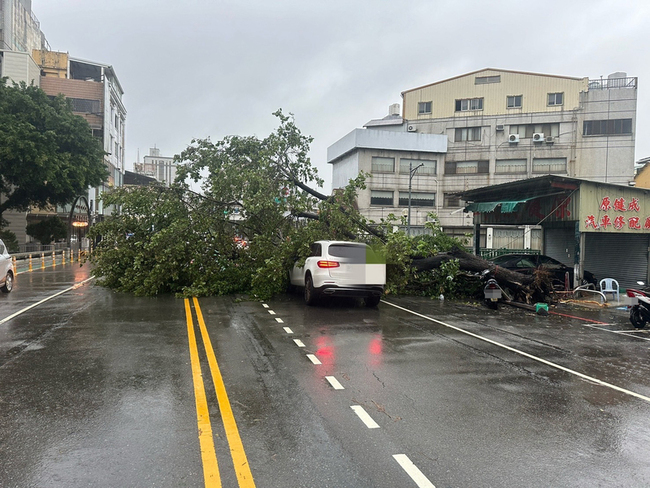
[407,162,424,236]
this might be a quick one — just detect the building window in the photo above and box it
[495,159,527,174]
[444,193,465,208]
[583,119,633,136]
[547,92,564,106]
[398,192,435,207]
[455,98,483,112]
[475,75,501,85]
[506,95,522,109]
[371,157,395,173]
[370,190,394,206]
[399,159,437,176]
[69,98,101,114]
[532,158,567,173]
[418,101,432,114]
[445,160,489,175]
[509,123,559,138]
[455,127,482,142]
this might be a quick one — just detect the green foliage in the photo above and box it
[89,111,470,301]
[0,229,19,253]
[378,212,469,297]
[26,216,67,244]
[0,79,107,218]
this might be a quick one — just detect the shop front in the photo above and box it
[461,176,650,289]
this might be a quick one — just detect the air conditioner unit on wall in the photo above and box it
[533,133,545,142]
[545,136,554,144]
[407,125,417,132]
[495,124,504,131]
[508,134,519,144]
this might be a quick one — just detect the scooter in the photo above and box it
[629,281,650,329]
[630,296,650,329]
[483,276,504,310]
[626,281,650,299]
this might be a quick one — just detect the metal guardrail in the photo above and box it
[588,77,637,90]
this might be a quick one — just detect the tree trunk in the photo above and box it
[412,246,547,303]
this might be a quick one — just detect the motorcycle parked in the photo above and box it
[629,281,650,329]
[483,275,505,310]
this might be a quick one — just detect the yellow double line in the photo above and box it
[184,297,256,488]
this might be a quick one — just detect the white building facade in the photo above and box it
[134,148,177,187]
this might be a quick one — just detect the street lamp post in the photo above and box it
[407,161,424,236]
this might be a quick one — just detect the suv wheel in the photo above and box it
[364,295,381,307]
[304,275,317,306]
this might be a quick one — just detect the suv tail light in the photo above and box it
[317,260,340,269]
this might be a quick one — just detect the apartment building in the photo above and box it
[329,68,637,244]
[0,0,48,53]
[134,148,177,187]
[35,51,127,221]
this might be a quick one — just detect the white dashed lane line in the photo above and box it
[325,376,345,390]
[306,354,321,365]
[393,454,436,488]
[261,303,436,488]
[350,405,380,429]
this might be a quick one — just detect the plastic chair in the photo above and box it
[599,278,620,302]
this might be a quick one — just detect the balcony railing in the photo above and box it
[588,77,637,90]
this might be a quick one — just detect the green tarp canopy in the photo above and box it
[465,198,534,214]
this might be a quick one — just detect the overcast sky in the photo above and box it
[34,0,650,192]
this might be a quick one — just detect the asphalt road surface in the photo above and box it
[1,263,650,487]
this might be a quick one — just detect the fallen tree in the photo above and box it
[412,245,550,303]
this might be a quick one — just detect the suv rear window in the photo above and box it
[328,244,366,259]
[328,244,384,264]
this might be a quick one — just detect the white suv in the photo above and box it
[289,241,385,306]
[0,239,14,293]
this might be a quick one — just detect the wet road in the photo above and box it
[2,264,650,487]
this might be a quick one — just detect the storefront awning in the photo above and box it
[465,198,534,214]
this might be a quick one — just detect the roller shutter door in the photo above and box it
[544,227,575,267]
[583,234,649,289]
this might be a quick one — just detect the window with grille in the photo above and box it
[70,98,100,114]
[370,190,394,206]
[532,158,567,173]
[399,159,437,175]
[495,159,527,174]
[475,75,501,85]
[445,160,489,175]
[371,157,395,173]
[509,123,559,138]
[583,119,632,136]
[398,192,435,207]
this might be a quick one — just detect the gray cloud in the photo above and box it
[36,0,650,191]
